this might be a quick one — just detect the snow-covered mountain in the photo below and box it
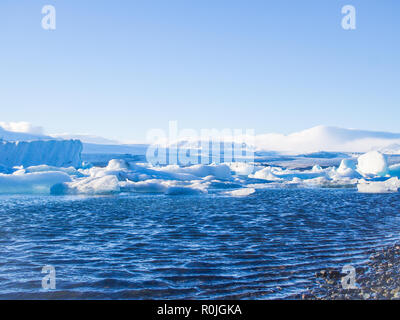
[253,126,400,154]
[379,143,400,155]
[2,122,400,155]
[159,125,400,154]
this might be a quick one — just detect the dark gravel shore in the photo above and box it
[294,243,400,300]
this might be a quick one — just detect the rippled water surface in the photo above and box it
[1,189,400,299]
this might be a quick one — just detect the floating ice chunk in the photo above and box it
[184,164,231,180]
[0,171,72,194]
[357,177,400,193]
[300,176,330,187]
[290,177,302,184]
[121,178,205,195]
[337,159,356,174]
[228,162,256,176]
[165,186,205,195]
[311,165,323,172]
[25,165,84,177]
[106,159,129,171]
[75,175,120,195]
[252,167,282,181]
[82,160,132,181]
[357,151,388,176]
[225,188,255,197]
[130,180,168,193]
[334,159,361,178]
[152,164,232,180]
[51,175,120,195]
[252,166,327,181]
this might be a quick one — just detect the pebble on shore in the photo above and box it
[297,244,400,300]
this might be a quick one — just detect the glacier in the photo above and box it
[0,140,83,169]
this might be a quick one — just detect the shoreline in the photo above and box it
[296,243,400,300]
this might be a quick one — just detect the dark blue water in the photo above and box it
[1,189,400,299]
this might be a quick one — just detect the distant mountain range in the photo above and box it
[1,125,400,155]
[0,126,147,155]
[253,125,400,154]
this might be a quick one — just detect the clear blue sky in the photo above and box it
[0,0,399,141]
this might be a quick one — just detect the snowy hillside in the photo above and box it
[253,126,400,153]
[168,126,400,154]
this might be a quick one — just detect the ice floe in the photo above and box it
[225,188,256,197]
[357,177,400,194]
[0,148,399,195]
[0,171,72,194]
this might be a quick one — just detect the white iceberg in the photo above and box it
[0,171,72,194]
[252,167,283,181]
[357,177,400,193]
[51,175,120,195]
[225,188,255,197]
[337,159,357,176]
[153,164,232,181]
[24,165,84,177]
[1,147,399,196]
[128,179,168,194]
[357,151,388,177]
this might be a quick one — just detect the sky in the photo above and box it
[0,0,399,142]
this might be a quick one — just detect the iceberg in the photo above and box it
[357,151,388,176]
[0,151,399,196]
[357,177,400,194]
[0,171,72,194]
[0,140,83,169]
[252,167,283,181]
[153,164,232,181]
[334,159,361,178]
[51,175,120,195]
[225,188,256,197]
[24,165,84,177]
[127,180,168,194]
[2,122,400,196]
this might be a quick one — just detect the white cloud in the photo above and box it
[0,122,44,135]
[172,125,400,154]
[252,126,400,153]
[1,122,400,154]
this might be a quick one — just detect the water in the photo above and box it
[1,189,400,299]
